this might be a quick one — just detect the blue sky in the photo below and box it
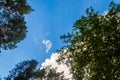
[0,0,119,78]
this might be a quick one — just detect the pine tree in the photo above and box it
[0,0,32,51]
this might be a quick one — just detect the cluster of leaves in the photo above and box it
[5,60,40,80]
[60,2,120,80]
[39,66,67,80]
[0,0,33,51]
[5,60,67,80]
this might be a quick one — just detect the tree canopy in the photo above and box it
[39,66,66,80]
[0,0,32,51]
[5,59,40,80]
[5,59,67,80]
[59,2,120,80]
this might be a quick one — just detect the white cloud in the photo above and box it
[42,39,52,53]
[41,53,73,79]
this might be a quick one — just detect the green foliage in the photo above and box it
[5,59,40,80]
[0,0,33,51]
[39,66,67,80]
[5,60,66,80]
[60,2,120,80]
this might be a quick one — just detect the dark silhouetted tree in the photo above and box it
[5,59,40,80]
[59,2,120,80]
[5,60,67,80]
[38,65,67,80]
[0,0,32,51]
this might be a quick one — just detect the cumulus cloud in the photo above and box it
[41,53,72,79]
[42,39,52,53]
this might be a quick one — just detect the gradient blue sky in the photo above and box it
[0,0,119,78]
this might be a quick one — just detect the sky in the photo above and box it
[0,0,120,79]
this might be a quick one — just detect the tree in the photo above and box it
[0,0,32,51]
[5,60,67,80]
[59,2,120,80]
[5,59,40,80]
[39,65,67,80]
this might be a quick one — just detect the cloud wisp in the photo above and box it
[42,39,52,53]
